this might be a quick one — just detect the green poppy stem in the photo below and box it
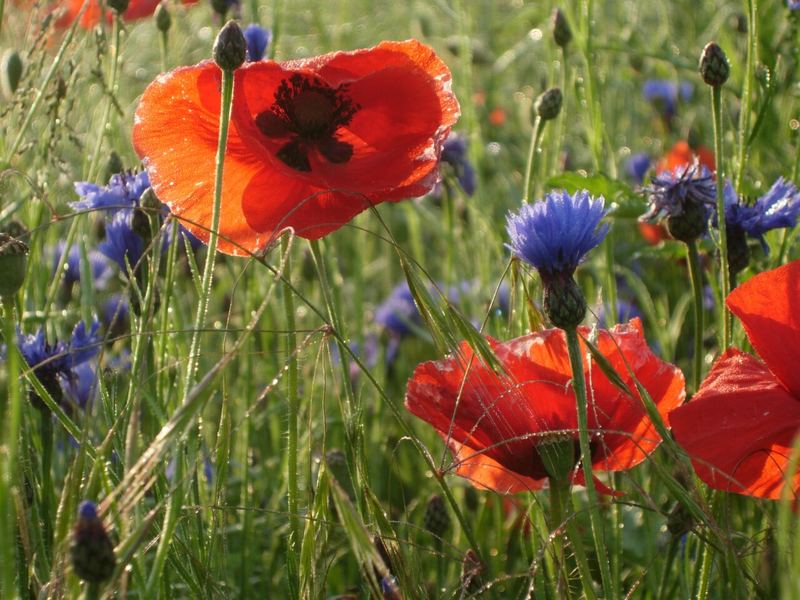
[522,115,545,203]
[686,239,705,391]
[710,85,731,349]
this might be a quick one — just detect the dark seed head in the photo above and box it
[552,9,572,48]
[534,87,563,121]
[213,20,247,72]
[699,42,730,87]
[423,494,450,538]
[155,2,171,33]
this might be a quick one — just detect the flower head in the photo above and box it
[71,171,150,214]
[789,0,800,9]
[52,243,113,289]
[656,140,715,175]
[133,39,460,255]
[57,0,196,29]
[375,282,422,338]
[435,132,476,196]
[625,153,651,183]
[71,500,115,583]
[642,79,693,119]
[98,211,145,272]
[506,190,609,280]
[405,319,685,493]
[670,259,800,499]
[243,24,271,62]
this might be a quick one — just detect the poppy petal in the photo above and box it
[670,349,800,499]
[726,259,800,397]
[445,438,545,494]
[133,62,270,256]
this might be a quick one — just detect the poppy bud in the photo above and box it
[551,9,572,48]
[0,233,28,298]
[666,200,708,244]
[537,432,578,482]
[422,494,450,538]
[699,42,730,87]
[534,87,563,121]
[155,2,171,33]
[543,275,586,329]
[70,501,116,584]
[210,0,228,17]
[107,0,129,14]
[1,49,23,98]
[213,20,247,72]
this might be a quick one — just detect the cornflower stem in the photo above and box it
[686,240,704,392]
[0,298,20,597]
[522,115,544,203]
[564,326,615,600]
[710,85,731,349]
[87,11,122,182]
[39,408,54,564]
[85,582,101,600]
[281,235,300,595]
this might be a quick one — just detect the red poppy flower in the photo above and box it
[133,40,459,255]
[55,0,192,29]
[404,319,685,494]
[670,259,800,499]
[656,140,715,175]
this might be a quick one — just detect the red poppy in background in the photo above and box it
[55,0,193,29]
[656,140,715,175]
[133,40,459,255]
[404,319,685,494]
[670,260,800,499]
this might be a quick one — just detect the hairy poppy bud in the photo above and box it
[71,501,116,584]
[155,2,171,32]
[213,20,247,72]
[551,9,572,48]
[543,275,586,329]
[699,42,730,87]
[107,0,129,14]
[534,87,563,121]
[422,494,450,538]
[0,233,28,298]
[1,49,23,98]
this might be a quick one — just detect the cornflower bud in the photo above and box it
[534,87,563,121]
[213,20,247,72]
[551,8,572,48]
[699,42,730,87]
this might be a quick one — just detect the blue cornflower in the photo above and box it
[625,153,651,183]
[243,24,271,61]
[98,211,144,272]
[506,190,609,280]
[722,178,800,253]
[71,171,150,213]
[11,319,101,409]
[438,133,476,196]
[63,363,99,409]
[375,282,422,338]
[52,242,113,289]
[642,79,693,119]
[788,0,800,9]
[102,294,129,332]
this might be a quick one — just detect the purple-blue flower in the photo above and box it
[438,133,476,196]
[63,363,99,409]
[71,171,150,213]
[52,243,113,289]
[642,162,716,222]
[243,24,271,62]
[788,0,800,9]
[506,190,610,279]
[625,153,651,183]
[642,79,693,119]
[375,282,422,338]
[98,211,144,272]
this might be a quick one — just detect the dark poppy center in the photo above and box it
[255,74,359,172]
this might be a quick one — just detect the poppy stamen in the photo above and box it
[256,74,360,172]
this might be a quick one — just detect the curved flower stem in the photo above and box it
[87,12,122,182]
[710,86,731,350]
[282,235,300,592]
[564,327,615,600]
[522,115,544,204]
[0,298,20,597]
[686,240,704,392]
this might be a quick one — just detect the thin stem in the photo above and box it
[282,235,300,595]
[734,0,757,192]
[85,582,101,600]
[564,327,615,600]
[547,477,573,600]
[686,240,705,392]
[522,115,544,203]
[710,86,731,349]
[0,298,20,598]
[39,409,54,565]
[159,30,168,73]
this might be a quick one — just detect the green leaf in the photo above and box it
[546,171,646,218]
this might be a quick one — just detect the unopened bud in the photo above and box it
[107,0,129,15]
[422,494,450,538]
[213,20,246,72]
[543,275,586,329]
[70,501,116,584]
[534,87,563,121]
[0,233,28,298]
[1,49,23,98]
[155,2,171,33]
[551,9,572,48]
[699,42,730,87]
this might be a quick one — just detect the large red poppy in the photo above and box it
[133,40,459,255]
[404,319,685,494]
[670,259,800,499]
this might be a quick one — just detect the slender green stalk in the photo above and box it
[547,477,573,600]
[87,12,122,182]
[710,86,731,349]
[522,115,544,203]
[159,30,168,73]
[281,235,300,597]
[85,582,101,600]
[39,408,54,565]
[564,327,615,600]
[0,298,20,598]
[734,0,757,192]
[686,240,704,392]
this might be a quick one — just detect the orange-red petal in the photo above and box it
[656,140,715,175]
[727,259,800,398]
[133,62,269,256]
[670,349,800,499]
